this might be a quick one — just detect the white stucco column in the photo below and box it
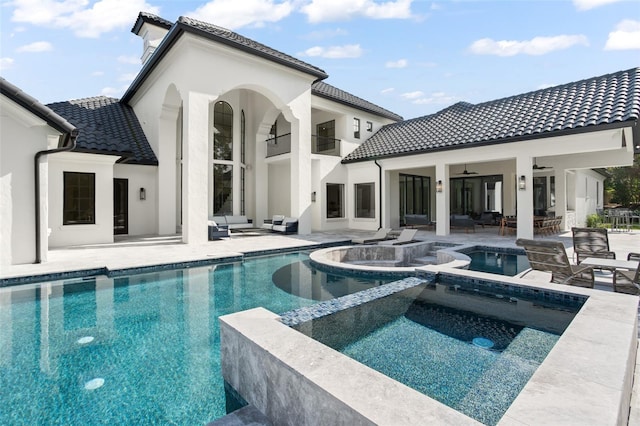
[516,155,534,239]
[182,91,212,244]
[157,104,179,235]
[288,96,312,234]
[555,169,568,231]
[435,163,450,236]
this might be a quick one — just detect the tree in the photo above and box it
[605,154,640,207]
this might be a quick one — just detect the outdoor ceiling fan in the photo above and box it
[458,164,478,175]
[533,158,551,170]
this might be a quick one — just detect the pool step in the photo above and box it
[206,405,271,426]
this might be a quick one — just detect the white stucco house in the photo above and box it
[1,11,638,266]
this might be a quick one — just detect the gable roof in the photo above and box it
[123,13,328,103]
[47,96,158,165]
[1,77,77,139]
[343,67,640,163]
[312,81,403,121]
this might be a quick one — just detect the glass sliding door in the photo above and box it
[399,174,430,226]
[450,175,503,216]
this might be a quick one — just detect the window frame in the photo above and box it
[354,182,375,219]
[326,183,345,219]
[353,118,361,139]
[366,121,373,132]
[63,171,96,225]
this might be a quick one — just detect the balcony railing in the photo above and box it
[312,135,341,156]
[264,133,341,158]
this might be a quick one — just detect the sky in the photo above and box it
[1,0,639,120]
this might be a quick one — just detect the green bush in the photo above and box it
[586,213,601,228]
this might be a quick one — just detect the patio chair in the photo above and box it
[379,229,419,246]
[516,238,594,288]
[613,253,640,295]
[352,228,391,244]
[571,227,616,264]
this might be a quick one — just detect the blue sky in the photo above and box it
[1,0,639,119]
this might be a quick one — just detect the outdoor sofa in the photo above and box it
[212,215,253,230]
[271,217,298,234]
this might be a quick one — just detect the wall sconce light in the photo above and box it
[311,191,316,202]
[139,187,146,200]
[435,180,443,193]
[518,175,526,190]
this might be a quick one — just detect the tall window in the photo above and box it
[213,101,233,214]
[353,118,361,139]
[326,183,344,218]
[355,182,375,218]
[240,110,246,164]
[213,164,233,214]
[213,101,233,160]
[63,172,95,225]
[399,174,429,225]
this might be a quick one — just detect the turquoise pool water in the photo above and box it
[467,250,530,276]
[0,252,391,425]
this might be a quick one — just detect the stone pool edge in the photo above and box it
[219,267,638,426]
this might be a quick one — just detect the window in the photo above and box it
[366,121,373,132]
[326,183,344,218]
[63,172,95,225]
[316,120,336,152]
[550,176,556,207]
[213,101,233,161]
[355,182,375,218]
[213,164,233,214]
[399,174,429,225]
[353,118,360,139]
[240,110,246,164]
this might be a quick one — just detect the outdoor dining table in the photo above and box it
[579,257,639,271]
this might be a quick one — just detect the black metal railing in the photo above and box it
[312,135,341,156]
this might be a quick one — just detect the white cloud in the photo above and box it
[187,0,294,29]
[300,44,363,58]
[301,0,414,23]
[573,0,622,11]
[117,55,140,64]
[381,87,395,94]
[10,0,159,38]
[605,20,640,50]
[386,58,407,68]
[401,90,424,99]
[430,2,442,10]
[411,91,456,105]
[469,35,589,56]
[118,72,138,82]
[0,57,15,70]
[16,41,53,52]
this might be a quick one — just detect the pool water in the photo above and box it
[467,250,530,276]
[0,252,391,425]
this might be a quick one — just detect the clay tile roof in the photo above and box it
[312,81,402,121]
[47,96,157,165]
[343,67,640,163]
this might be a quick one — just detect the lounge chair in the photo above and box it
[613,253,640,295]
[379,229,419,246]
[352,228,391,244]
[516,238,594,288]
[571,227,616,263]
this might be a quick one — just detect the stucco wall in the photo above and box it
[48,152,118,248]
[113,164,158,236]
[0,105,50,265]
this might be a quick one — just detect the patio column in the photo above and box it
[254,123,270,227]
[516,155,534,239]
[435,163,450,236]
[182,91,214,245]
[554,169,568,232]
[157,104,179,235]
[288,96,312,234]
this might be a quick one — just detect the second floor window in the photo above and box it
[353,118,360,139]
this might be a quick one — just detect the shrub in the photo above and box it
[586,213,601,228]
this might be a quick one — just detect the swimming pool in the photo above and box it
[288,277,580,425]
[0,252,391,425]
[466,249,530,276]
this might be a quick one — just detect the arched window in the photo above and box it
[213,101,233,161]
[213,101,233,214]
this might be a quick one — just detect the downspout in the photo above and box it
[374,159,382,230]
[34,130,78,263]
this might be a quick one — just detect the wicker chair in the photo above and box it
[571,227,616,264]
[613,253,640,295]
[516,238,595,288]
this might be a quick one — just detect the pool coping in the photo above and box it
[0,241,349,287]
[219,266,638,425]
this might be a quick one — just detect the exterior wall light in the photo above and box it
[139,187,146,200]
[518,176,526,190]
[311,191,316,202]
[436,180,443,193]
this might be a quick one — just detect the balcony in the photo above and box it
[264,134,342,158]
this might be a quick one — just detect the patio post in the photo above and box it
[516,155,534,239]
[435,163,450,236]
